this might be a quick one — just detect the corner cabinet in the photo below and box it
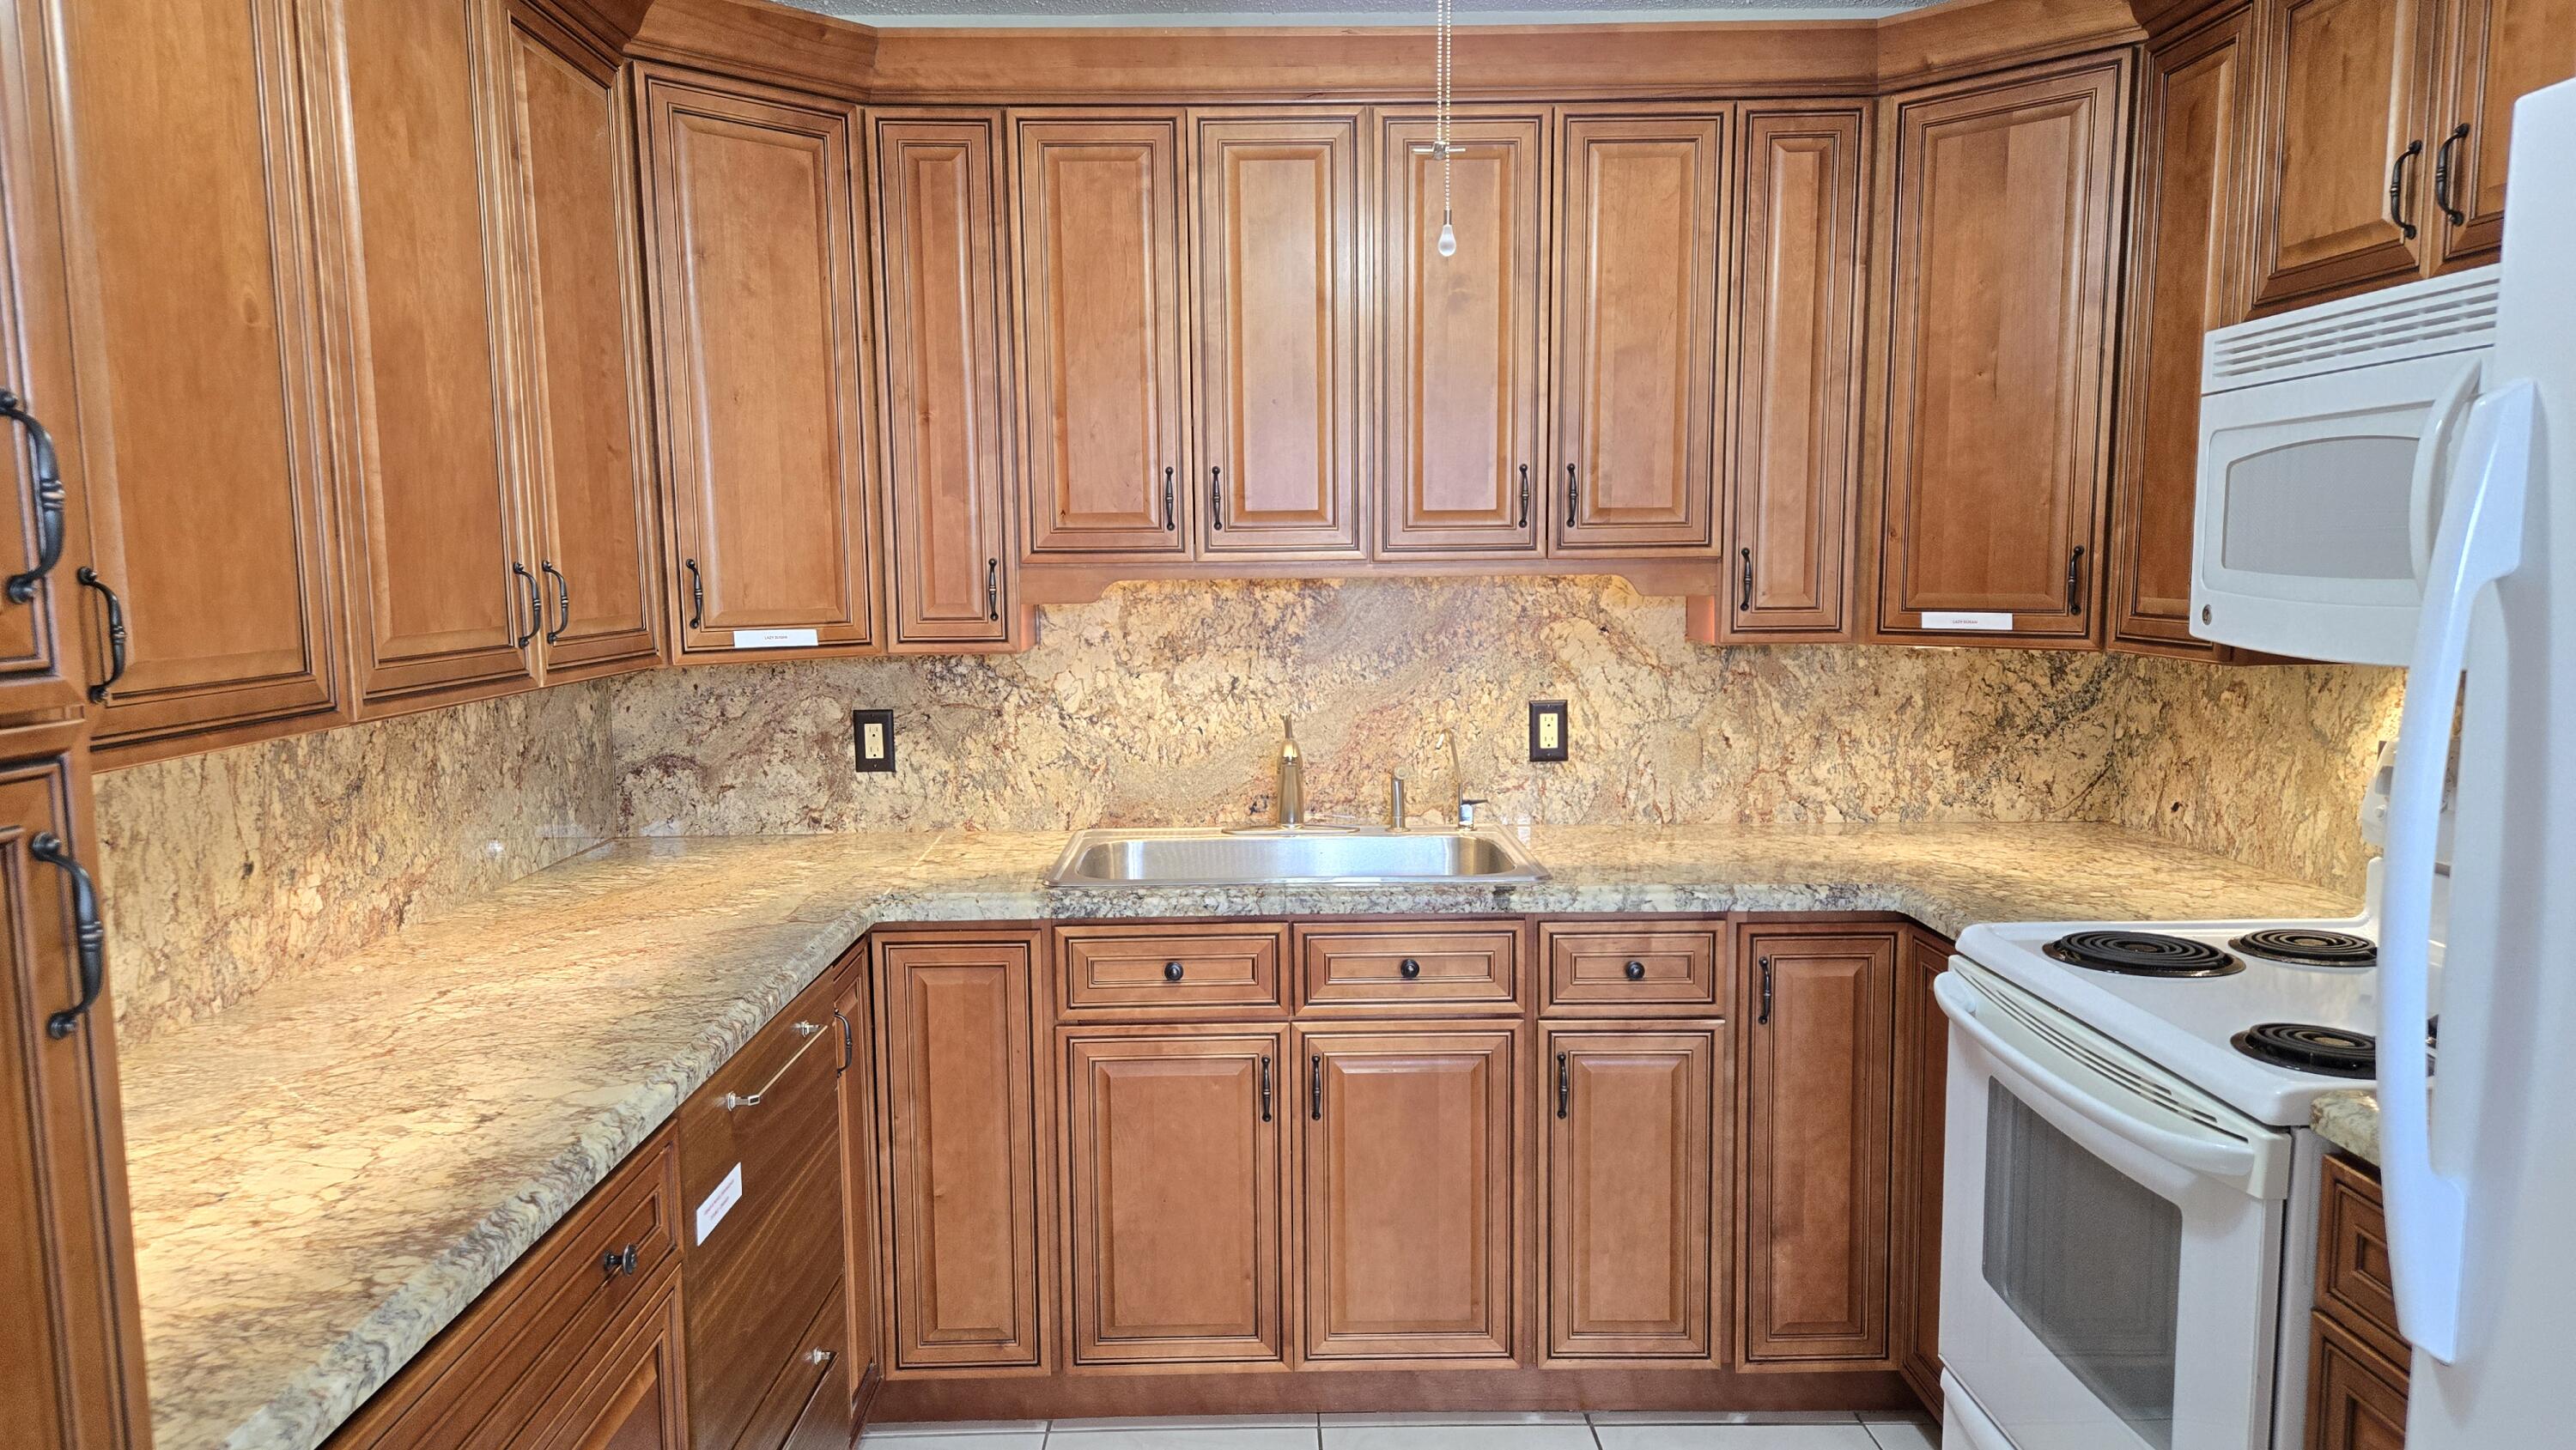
[639,70,879,662]
[1870,58,2129,647]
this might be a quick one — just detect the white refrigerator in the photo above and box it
[2376,75,2576,1447]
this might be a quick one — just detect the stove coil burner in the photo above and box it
[2229,928,2379,968]
[2042,930,2244,978]
[2233,1022,2378,1078]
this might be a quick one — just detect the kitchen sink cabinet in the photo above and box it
[1891,926,1952,1409]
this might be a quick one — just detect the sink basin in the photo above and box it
[1044,827,1549,888]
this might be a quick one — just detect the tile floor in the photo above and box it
[861,1411,1939,1450]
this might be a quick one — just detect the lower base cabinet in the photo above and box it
[2307,1154,2410,1448]
[1893,927,1952,1406]
[2307,1315,2410,1450]
[532,1268,690,1450]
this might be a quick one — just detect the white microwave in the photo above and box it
[2192,266,2500,664]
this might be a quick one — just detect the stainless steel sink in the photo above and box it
[1044,827,1548,888]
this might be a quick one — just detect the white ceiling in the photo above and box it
[776,0,1933,27]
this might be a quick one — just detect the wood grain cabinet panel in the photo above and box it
[875,112,1019,649]
[2433,0,2576,269]
[1061,1029,1286,1366]
[307,0,542,714]
[835,959,884,1423]
[2306,1313,2410,1450]
[523,1266,688,1450]
[2249,0,2439,309]
[1009,115,1190,557]
[1192,113,1365,558]
[1376,109,1547,556]
[1892,928,1951,1407]
[1719,106,1866,640]
[46,0,342,755]
[1057,922,1287,1017]
[1540,919,1727,1016]
[1736,924,1896,1367]
[1874,59,2127,645]
[640,73,877,659]
[1543,1027,1724,1364]
[1553,112,1726,555]
[2316,1154,2409,1365]
[2113,12,2255,658]
[878,933,1048,1372]
[1295,921,1522,1016]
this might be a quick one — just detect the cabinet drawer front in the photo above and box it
[2306,1312,2410,1450]
[1296,923,1522,1014]
[2317,1154,2408,1364]
[730,1279,850,1450]
[1541,921,1725,1012]
[1058,925,1286,1015]
[679,971,845,1272]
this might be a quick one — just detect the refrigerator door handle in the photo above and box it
[2381,378,2537,1365]
[2409,358,2485,584]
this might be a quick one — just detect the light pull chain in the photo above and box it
[1435,0,1457,257]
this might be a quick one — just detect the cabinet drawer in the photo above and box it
[734,1279,850,1450]
[1058,923,1287,1016]
[2317,1154,2407,1365]
[1296,922,1522,1015]
[1540,919,1726,1014]
[2306,1311,2409,1450]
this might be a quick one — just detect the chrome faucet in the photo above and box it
[1433,727,1488,828]
[1274,717,1304,828]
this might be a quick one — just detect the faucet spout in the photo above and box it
[1274,717,1304,828]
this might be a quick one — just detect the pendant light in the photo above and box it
[1434,0,1457,257]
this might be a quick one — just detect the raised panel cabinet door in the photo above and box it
[1543,1027,1723,1364]
[46,0,341,755]
[501,9,659,682]
[2306,1314,2410,1450]
[1061,1029,1285,1366]
[876,113,1018,648]
[1193,114,1364,557]
[2249,0,2439,308]
[1874,61,2128,643]
[1553,111,1725,555]
[0,737,150,1450]
[2433,0,2576,269]
[641,75,875,657]
[1721,106,1865,639]
[521,1266,687,1450]
[1891,929,1951,1405]
[307,0,543,713]
[1376,109,1546,555]
[834,968,884,1414]
[1011,115,1190,557]
[878,934,1047,1371]
[2112,12,2256,656]
[1737,925,1896,1366]
[1297,1026,1517,1362]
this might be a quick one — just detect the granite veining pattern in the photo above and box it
[119,822,2358,1450]
[2312,1089,2383,1166]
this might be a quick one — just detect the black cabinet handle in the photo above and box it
[2434,123,2470,226]
[600,1243,640,1277]
[1516,464,1530,529]
[1739,546,1754,611]
[2389,138,2424,241]
[1209,466,1224,531]
[33,832,103,1040]
[2066,544,2087,615]
[513,562,541,649]
[683,557,704,629]
[1309,1053,1322,1120]
[1556,1052,1571,1119]
[76,568,125,703]
[1400,957,1421,980]
[985,558,999,622]
[1625,959,1647,981]
[1163,959,1184,982]
[542,561,570,644]
[1759,956,1774,1026]
[1162,466,1176,531]
[1,391,66,604]
[1564,463,1578,528]
[1260,1053,1273,1122]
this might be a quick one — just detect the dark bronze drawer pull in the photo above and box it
[1556,1052,1571,1119]
[33,832,104,1040]
[683,557,704,629]
[1759,956,1774,1026]
[77,568,126,702]
[1739,547,1754,611]
[1564,463,1578,527]
[1,390,67,604]
[1516,463,1530,529]
[985,558,999,622]
[1163,960,1184,982]
[542,561,570,644]
[2434,123,2470,226]
[1259,1054,1273,1122]
[601,1243,640,1277]
[1399,957,1421,980]
[1625,959,1647,981]
[1163,466,1176,530]
[513,561,541,649]
[1309,1053,1322,1120]
[2066,544,2087,615]
[1209,466,1224,531]
[2389,138,2424,241]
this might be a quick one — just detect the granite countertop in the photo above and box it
[115,822,2359,1450]
[2313,1089,2382,1165]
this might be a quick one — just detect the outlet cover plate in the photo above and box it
[1528,700,1570,762]
[853,709,896,774]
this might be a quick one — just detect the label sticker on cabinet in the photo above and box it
[1923,612,2014,632]
[732,628,820,649]
[695,1162,744,1245]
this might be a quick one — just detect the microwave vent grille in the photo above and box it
[2205,268,2500,390]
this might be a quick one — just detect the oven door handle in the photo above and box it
[1935,972,2264,1186]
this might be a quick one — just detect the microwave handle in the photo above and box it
[2409,358,2484,585]
[2379,379,2536,1365]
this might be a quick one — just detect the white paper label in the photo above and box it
[695,1162,744,1245]
[732,628,820,649]
[1923,611,2015,632]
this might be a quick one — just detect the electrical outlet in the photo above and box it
[853,709,896,774]
[1528,700,1570,762]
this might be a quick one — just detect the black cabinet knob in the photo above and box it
[1400,957,1421,980]
[1625,959,1647,981]
[1163,960,1184,982]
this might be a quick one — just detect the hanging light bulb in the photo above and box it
[1434,0,1456,258]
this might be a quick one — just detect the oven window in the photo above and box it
[1983,1082,2184,1449]
[2218,435,2421,580]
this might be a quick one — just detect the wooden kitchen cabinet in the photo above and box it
[2431,0,2576,269]
[1736,922,1897,1367]
[1060,1028,1287,1366]
[2306,1155,2411,1449]
[524,1271,689,1450]
[1871,58,2128,646]
[1297,1024,1518,1362]
[877,931,1049,1372]
[2248,0,2440,309]
[1376,108,1548,557]
[1193,112,1365,559]
[1716,105,1867,640]
[874,112,1020,650]
[1891,927,1952,1408]
[1553,111,1727,555]
[1543,1026,1726,1364]
[835,957,884,1423]
[1009,114,1192,558]
[640,71,878,660]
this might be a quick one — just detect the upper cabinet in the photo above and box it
[640,71,878,660]
[2246,0,2441,309]
[1375,108,1548,557]
[1871,58,2129,646]
[2431,0,2576,268]
[1008,114,1192,559]
[872,112,1020,650]
[1193,113,1365,559]
[1554,111,1728,555]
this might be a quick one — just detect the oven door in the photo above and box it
[1936,967,2293,1450]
